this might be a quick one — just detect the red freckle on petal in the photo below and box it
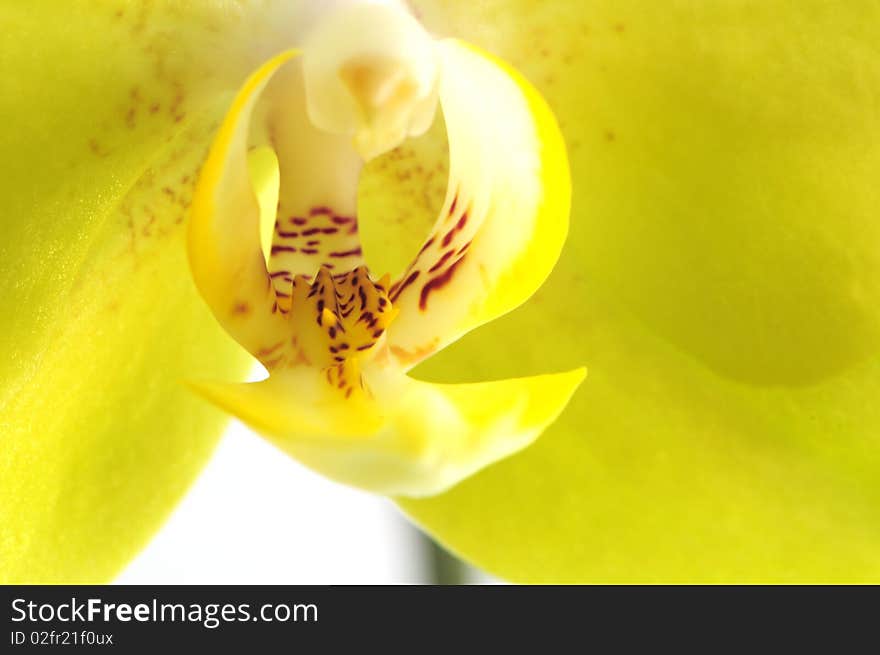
[345,387,353,399]
[302,227,322,236]
[456,211,468,230]
[331,215,353,225]
[306,240,320,246]
[448,195,458,216]
[321,227,339,235]
[232,301,250,315]
[301,248,319,255]
[441,227,457,248]
[390,270,420,302]
[149,103,160,114]
[418,236,435,255]
[256,341,284,357]
[329,248,362,258]
[271,245,297,255]
[88,139,108,157]
[263,355,284,369]
[429,250,455,273]
[419,255,466,311]
[291,216,308,225]
[276,230,299,238]
[310,206,333,216]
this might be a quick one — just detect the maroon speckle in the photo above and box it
[271,245,297,255]
[329,248,362,258]
[310,206,333,216]
[419,256,467,311]
[390,270,420,302]
[429,250,455,273]
[441,227,457,248]
[291,217,308,225]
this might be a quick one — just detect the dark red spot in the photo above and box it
[301,248,319,255]
[418,236,436,256]
[390,270,420,302]
[329,248,362,258]
[441,228,457,248]
[256,341,283,357]
[306,240,320,246]
[331,215,353,225]
[291,216,308,225]
[429,250,455,273]
[456,211,469,230]
[310,206,333,216]
[302,227,322,236]
[271,245,297,255]
[321,227,339,235]
[269,270,291,278]
[419,256,466,311]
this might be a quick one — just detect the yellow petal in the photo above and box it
[0,2,285,582]
[388,0,880,582]
[384,39,570,369]
[191,366,585,497]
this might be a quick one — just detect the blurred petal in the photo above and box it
[380,1,880,581]
[0,0,306,583]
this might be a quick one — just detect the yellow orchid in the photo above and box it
[185,4,583,496]
[3,0,880,585]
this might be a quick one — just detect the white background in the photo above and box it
[117,419,492,584]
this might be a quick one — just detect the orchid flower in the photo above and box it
[185,3,583,496]
[4,0,880,584]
